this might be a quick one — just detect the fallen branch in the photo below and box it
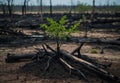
[59,58,88,81]
[71,42,84,56]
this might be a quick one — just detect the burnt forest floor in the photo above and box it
[0,28,120,83]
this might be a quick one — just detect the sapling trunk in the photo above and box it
[56,37,60,57]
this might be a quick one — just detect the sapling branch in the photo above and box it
[71,42,85,56]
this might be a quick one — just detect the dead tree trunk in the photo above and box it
[5,49,45,62]
[1,3,6,15]
[50,0,52,17]
[22,0,30,15]
[91,0,95,21]
[7,0,14,16]
[69,0,73,14]
[40,0,43,21]
[24,0,26,15]
[5,53,36,62]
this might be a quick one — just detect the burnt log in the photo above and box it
[5,49,46,63]
[5,53,36,63]
[77,38,120,45]
[0,29,25,36]
[91,19,120,24]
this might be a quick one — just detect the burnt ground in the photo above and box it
[0,12,120,83]
[0,28,120,83]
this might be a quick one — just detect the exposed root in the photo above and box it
[44,56,53,71]
[42,44,47,53]
[44,42,56,53]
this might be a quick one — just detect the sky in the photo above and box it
[41,0,120,6]
[2,0,120,6]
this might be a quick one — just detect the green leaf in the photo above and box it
[40,15,80,41]
[59,15,67,25]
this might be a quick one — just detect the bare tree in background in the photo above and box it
[107,0,110,12]
[91,0,95,21]
[22,0,26,15]
[37,0,43,20]
[6,0,14,16]
[40,0,43,15]
[69,0,73,14]
[50,0,52,17]
[37,0,43,14]
[26,0,30,13]
[22,0,30,15]
[0,0,7,15]
[30,2,33,13]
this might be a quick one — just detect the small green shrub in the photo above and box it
[90,49,98,54]
[76,3,92,12]
[40,15,80,56]
[40,15,80,40]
